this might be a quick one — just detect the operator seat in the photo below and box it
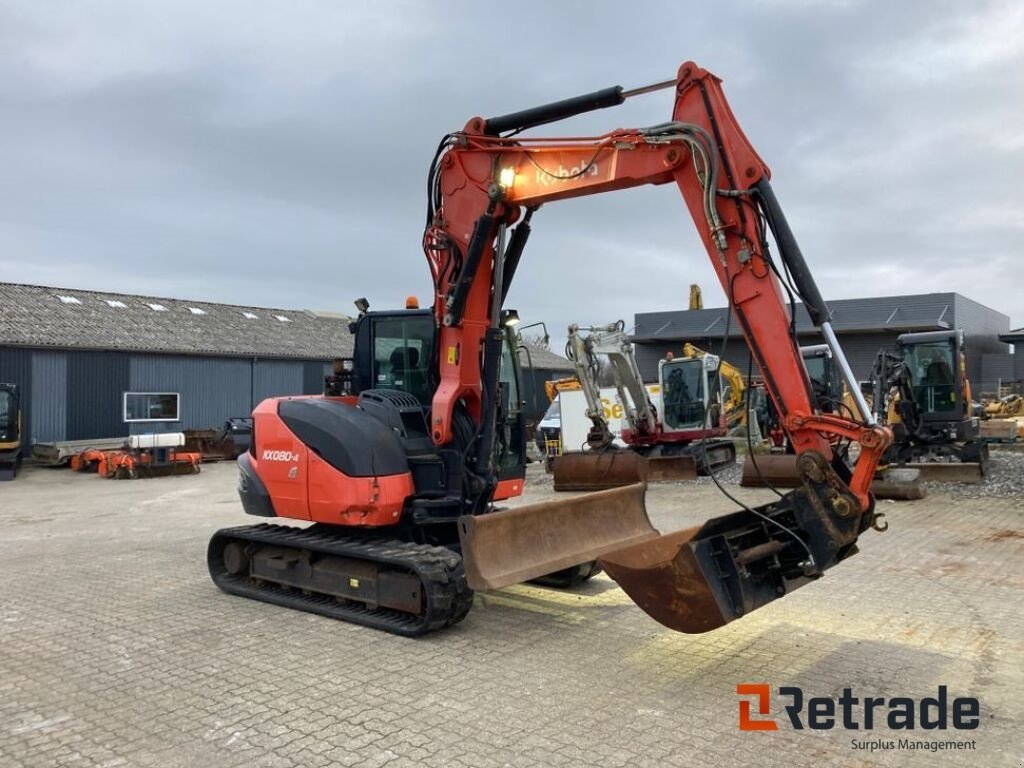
[389,347,427,402]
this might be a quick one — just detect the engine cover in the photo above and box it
[243,396,415,526]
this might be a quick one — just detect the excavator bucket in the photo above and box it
[551,451,696,491]
[598,525,731,633]
[459,483,658,590]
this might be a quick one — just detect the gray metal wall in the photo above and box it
[253,359,305,404]
[1,347,330,444]
[953,295,1010,391]
[979,353,1023,395]
[128,355,253,434]
[67,351,130,440]
[30,351,66,443]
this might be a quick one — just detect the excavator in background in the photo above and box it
[681,343,748,429]
[688,284,703,310]
[544,376,581,403]
[983,393,1024,441]
[209,60,892,637]
[985,393,1024,418]
[551,321,734,490]
[871,330,988,476]
[0,384,22,481]
[742,345,877,490]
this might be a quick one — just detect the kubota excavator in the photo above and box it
[209,60,891,637]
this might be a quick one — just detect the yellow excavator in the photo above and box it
[681,343,747,429]
[544,376,581,402]
[0,384,23,481]
[985,393,1024,418]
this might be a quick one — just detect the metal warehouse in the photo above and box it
[516,345,573,423]
[0,283,354,446]
[632,292,1014,394]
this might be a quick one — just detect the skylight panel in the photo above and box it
[188,307,207,315]
[106,300,127,308]
[57,295,82,305]
[275,315,291,322]
[243,311,259,319]
[147,303,168,312]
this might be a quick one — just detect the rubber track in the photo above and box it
[690,441,736,475]
[208,524,473,637]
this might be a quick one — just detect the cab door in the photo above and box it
[493,330,526,497]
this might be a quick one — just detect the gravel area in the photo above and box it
[927,449,1024,498]
[535,447,1024,499]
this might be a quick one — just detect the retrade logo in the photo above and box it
[737,684,778,731]
[736,684,979,732]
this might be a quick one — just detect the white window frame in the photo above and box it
[123,392,181,423]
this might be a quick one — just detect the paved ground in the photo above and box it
[1,461,1021,768]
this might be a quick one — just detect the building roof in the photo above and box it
[633,292,964,342]
[0,282,353,359]
[517,344,574,372]
[999,328,1024,344]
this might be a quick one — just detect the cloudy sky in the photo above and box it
[1,0,1021,348]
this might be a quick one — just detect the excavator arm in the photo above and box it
[428,61,892,632]
[566,321,658,448]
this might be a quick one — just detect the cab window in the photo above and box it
[904,341,957,413]
[662,359,705,429]
[499,337,520,414]
[373,317,434,404]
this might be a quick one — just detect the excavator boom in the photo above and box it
[430,61,892,632]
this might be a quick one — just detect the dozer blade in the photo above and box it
[458,483,658,590]
[645,455,699,483]
[552,451,696,491]
[904,462,983,484]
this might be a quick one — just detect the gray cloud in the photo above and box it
[0,0,1021,353]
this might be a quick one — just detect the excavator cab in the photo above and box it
[802,344,843,413]
[898,332,970,424]
[0,384,22,481]
[658,355,720,432]
[348,308,527,494]
[885,330,984,467]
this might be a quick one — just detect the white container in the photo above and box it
[557,384,661,454]
[128,432,185,449]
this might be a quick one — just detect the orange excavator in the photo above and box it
[209,61,891,637]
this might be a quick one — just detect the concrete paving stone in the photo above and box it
[1,462,1021,767]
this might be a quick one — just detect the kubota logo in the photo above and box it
[262,450,300,462]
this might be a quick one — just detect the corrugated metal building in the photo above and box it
[632,292,1013,394]
[516,345,574,425]
[0,283,353,445]
[984,328,1024,392]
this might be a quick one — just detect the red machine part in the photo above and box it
[249,398,414,525]
[426,61,890,512]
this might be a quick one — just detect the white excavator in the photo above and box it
[553,320,735,490]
